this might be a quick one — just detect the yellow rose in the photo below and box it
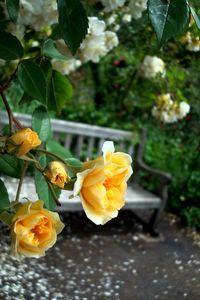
[7,128,41,157]
[73,141,133,225]
[11,200,64,258]
[44,161,69,189]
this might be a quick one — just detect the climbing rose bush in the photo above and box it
[152,94,190,123]
[139,55,165,79]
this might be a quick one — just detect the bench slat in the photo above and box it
[87,137,95,159]
[65,134,73,149]
[75,136,84,158]
[97,138,105,155]
[2,176,161,212]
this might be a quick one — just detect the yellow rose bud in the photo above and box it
[11,200,64,258]
[7,128,41,157]
[44,161,69,189]
[73,141,133,225]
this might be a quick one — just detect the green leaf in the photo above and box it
[0,31,24,60]
[48,70,73,113]
[0,179,10,212]
[57,0,89,54]
[43,39,68,60]
[35,156,60,210]
[0,211,14,225]
[32,106,52,142]
[6,0,19,23]
[0,154,23,178]
[65,158,83,168]
[39,60,73,113]
[190,6,200,30]
[148,0,189,45]
[17,60,47,104]
[46,140,72,160]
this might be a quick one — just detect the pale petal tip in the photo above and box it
[102,141,115,160]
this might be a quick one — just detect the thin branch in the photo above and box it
[1,92,13,133]
[0,67,18,93]
[45,179,61,206]
[15,161,29,202]
[12,115,23,129]
[34,148,67,166]
[0,91,23,131]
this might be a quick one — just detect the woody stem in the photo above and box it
[34,149,67,166]
[45,178,61,206]
[15,161,29,202]
[0,91,23,132]
[0,92,13,134]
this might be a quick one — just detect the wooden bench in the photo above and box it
[0,111,172,236]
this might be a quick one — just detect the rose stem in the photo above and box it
[15,161,29,202]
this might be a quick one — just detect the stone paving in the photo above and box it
[0,211,200,300]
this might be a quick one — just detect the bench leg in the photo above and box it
[144,209,160,237]
[131,210,160,237]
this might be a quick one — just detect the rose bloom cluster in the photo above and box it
[102,0,147,22]
[52,16,119,74]
[181,32,200,52]
[101,0,126,11]
[1,0,57,39]
[152,93,190,124]
[17,0,57,32]
[5,128,132,258]
[139,55,165,79]
[80,17,119,63]
[52,58,82,76]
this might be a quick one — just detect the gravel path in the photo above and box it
[0,211,200,300]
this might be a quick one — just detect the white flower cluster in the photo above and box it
[140,55,165,79]
[101,0,126,11]
[19,0,57,32]
[181,32,200,52]
[52,59,82,75]
[52,17,119,74]
[102,0,147,22]
[80,17,119,63]
[128,0,148,20]
[152,94,190,124]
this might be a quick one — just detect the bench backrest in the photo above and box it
[0,111,135,159]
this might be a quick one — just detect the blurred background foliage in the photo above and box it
[0,0,199,229]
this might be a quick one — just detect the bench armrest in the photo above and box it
[137,159,172,184]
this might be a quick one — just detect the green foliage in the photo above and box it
[148,0,189,45]
[190,6,200,30]
[0,154,23,178]
[35,155,60,210]
[65,158,83,168]
[32,106,52,142]
[181,207,200,229]
[0,179,10,212]
[0,31,24,60]
[57,0,89,54]
[46,140,72,159]
[49,70,73,113]
[39,60,73,113]
[6,0,19,23]
[17,60,47,104]
[42,39,68,60]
